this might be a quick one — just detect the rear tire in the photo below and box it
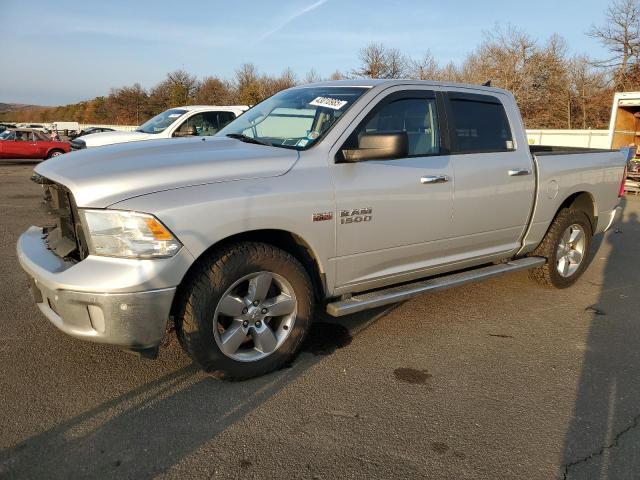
[174,242,314,380]
[529,208,592,288]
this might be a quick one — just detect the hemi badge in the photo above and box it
[312,212,333,222]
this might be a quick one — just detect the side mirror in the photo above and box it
[342,131,409,162]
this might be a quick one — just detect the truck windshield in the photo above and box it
[137,109,188,134]
[217,86,368,149]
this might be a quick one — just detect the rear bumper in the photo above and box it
[601,205,623,233]
[17,226,192,349]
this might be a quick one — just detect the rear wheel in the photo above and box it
[175,242,314,380]
[529,208,592,288]
[47,149,64,158]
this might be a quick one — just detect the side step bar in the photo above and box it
[326,257,546,317]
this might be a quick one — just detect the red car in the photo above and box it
[0,128,70,160]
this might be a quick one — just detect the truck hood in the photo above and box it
[79,130,153,147]
[35,136,299,207]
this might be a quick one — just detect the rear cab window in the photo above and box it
[446,92,514,154]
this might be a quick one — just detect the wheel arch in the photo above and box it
[556,191,597,232]
[46,148,64,158]
[174,229,327,311]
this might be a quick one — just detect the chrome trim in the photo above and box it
[420,175,450,184]
[508,168,531,176]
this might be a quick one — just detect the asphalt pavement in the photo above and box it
[1,161,640,479]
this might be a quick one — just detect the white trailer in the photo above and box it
[608,92,640,149]
[51,121,79,132]
[608,92,640,194]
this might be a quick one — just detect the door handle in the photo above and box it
[421,175,450,184]
[508,168,531,176]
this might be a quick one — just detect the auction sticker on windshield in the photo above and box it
[309,97,348,110]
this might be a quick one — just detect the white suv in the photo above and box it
[71,105,249,149]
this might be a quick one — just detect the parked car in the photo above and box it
[0,128,70,159]
[70,127,115,139]
[70,105,249,150]
[18,80,627,380]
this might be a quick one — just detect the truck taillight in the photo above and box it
[619,165,627,197]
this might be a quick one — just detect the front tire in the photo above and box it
[47,149,64,158]
[175,242,314,380]
[529,208,592,288]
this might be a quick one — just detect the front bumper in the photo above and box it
[17,226,193,349]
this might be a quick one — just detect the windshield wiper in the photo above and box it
[226,133,271,146]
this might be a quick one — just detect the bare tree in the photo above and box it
[108,83,149,124]
[410,51,439,80]
[385,47,409,78]
[195,76,233,105]
[352,43,390,78]
[588,0,640,89]
[233,63,262,105]
[568,56,611,129]
[304,68,322,84]
[438,61,462,82]
[329,70,345,80]
[262,68,298,97]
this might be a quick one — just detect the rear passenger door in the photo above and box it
[444,91,535,260]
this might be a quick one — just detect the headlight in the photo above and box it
[79,210,182,259]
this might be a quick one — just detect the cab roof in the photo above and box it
[293,79,510,96]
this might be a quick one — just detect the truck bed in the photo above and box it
[519,146,628,255]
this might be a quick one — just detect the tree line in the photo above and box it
[4,0,640,130]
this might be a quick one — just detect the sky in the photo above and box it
[0,0,613,106]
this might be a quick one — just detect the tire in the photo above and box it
[529,208,592,288]
[47,149,64,158]
[174,242,314,380]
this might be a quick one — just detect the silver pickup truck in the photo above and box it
[17,80,628,379]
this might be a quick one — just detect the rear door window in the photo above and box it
[447,93,514,153]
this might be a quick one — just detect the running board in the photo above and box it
[326,257,546,317]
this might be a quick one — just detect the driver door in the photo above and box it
[330,89,454,291]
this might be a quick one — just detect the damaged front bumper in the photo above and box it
[17,226,193,352]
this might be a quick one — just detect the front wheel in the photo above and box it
[47,149,64,158]
[529,208,592,288]
[175,242,314,380]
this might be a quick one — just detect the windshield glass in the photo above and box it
[0,131,14,140]
[218,86,368,149]
[137,108,188,134]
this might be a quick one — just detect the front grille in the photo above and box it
[34,176,88,261]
